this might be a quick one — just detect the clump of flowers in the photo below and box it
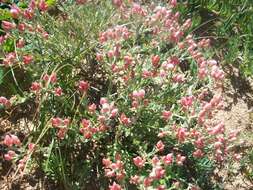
[0,0,240,189]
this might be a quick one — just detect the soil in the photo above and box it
[211,67,253,190]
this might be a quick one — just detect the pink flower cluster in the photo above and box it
[103,154,126,180]
[0,96,11,108]
[129,153,186,188]
[3,134,21,147]
[3,134,21,161]
[131,89,147,109]
[30,73,64,96]
[0,1,51,68]
[78,80,89,93]
[99,25,131,43]
[51,117,70,139]
[3,52,16,66]
[80,119,100,139]
[198,94,223,124]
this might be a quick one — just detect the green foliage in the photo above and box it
[180,0,253,77]
[241,148,253,182]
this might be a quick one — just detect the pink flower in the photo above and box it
[3,134,21,147]
[228,130,239,141]
[2,21,16,31]
[158,131,169,138]
[0,35,5,45]
[88,103,96,113]
[110,108,118,118]
[11,135,21,146]
[48,73,57,83]
[78,80,89,93]
[214,141,223,149]
[172,74,185,83]
[109,182,122,190]
[4,135,13,147]
[30,82,41,92]
[157,185,166,190]
[156,140,165,152]
[143,177,153,187]
[42,32,49,39]
[10,4,21,18]
[76,0,87,4]
[193,149,204,158]
[0,96,11,107]
[132,89,145,100]
[190,185,201,190]
[194,137,204,149]
[151,55,160,67]
[18,23,26,32]
[132,3,147,16]
[38,0,48,11]
[17,38,25,48]
[43,74,49,82]
[119,113,131,125]
[142,70,152,78]
[100,97,108,105]
[102,158,112,167]
[162,110,172,121]
[4,150,16,161]
[130,175,140,184]
[176,128,187,142]
[133,156,145,168]
[44,74,56,83]
[99,124,107,132]
[3,52,16,66]
[57,128,68,139]
[23,55,33,65]
[101,103,110,113]
[112,0,123,8]
[153,166,165,179]
[29,0,36,9]
[233,153,242,161]
[23,9,34,20]
[163,153,173,165]
[105,169,115,177]
[51,117,62,127]
[54,87,62,96]
[107,50,114,58]
[198,68,207,79]
[96,53,103,62]
[4,154,12,161]
[170,0,177,7]
[28,143,36,152]
[208,122,225,135]
[170,56,180,65]
[124,55,133,68]
[81,119,90,128]
[131,100,139,109]
[152,156,160,166]
[176,154,186,165]
[180,96,194,108]
[18,159,25,170]
[63,119,70,126]
[98,115,106,123]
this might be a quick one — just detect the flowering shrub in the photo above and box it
[0,0,240,189]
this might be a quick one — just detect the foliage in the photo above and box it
[179,0,253,77]
[241,148,253,183]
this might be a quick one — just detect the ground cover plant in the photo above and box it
[0,0,248,189]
